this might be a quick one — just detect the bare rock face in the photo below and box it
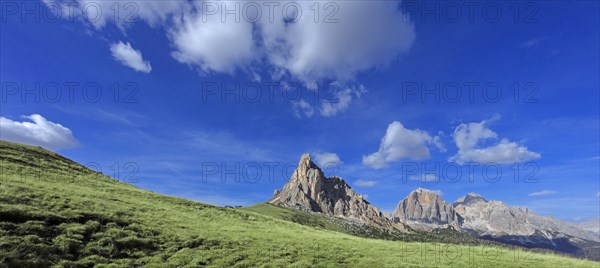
[269,153,406,231]
[393,190,599,258]
[453,194,600,242]
[454,193,486,205]
[392,188,460,230]
[574,218,600,237]
[452,193,599,258]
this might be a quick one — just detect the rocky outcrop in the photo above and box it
[453,194,600,242]
[573,218,600,237]
[453,193,486,205]
[268,153,599,259]
[269,153,407,231]
[395,190,600,258]
[391,188,460,230]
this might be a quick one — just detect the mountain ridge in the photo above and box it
[267,153,600,260]
[268,153,408,231]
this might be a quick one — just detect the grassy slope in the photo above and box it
[0,140,597,267]
[244,203,508,246]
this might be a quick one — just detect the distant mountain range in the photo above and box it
[269,153,600,260]
[574,218,600,236]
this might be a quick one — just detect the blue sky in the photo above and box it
[1,0,598,221]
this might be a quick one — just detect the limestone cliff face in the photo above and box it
[269,154,405,230]
[393,189,599,255]
[453,194,600,242]
[391,188,460,229]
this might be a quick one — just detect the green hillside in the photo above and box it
[0,140,597,267]
[244,203,499,246]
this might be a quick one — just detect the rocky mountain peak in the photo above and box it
[414,187,435,193]
[297,153,316,169]
[269,153,405,231]
[392,188,459,229]
[451,193,600,255]
[454,193,487,205]
[410,188,444,205]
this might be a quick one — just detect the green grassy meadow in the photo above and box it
[0,140,598,267]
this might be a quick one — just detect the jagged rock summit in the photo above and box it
[269,153,405,230]
[453,193,486,205]
[391,188,460,230]
[453,193,600,243]
[398,190,600,257]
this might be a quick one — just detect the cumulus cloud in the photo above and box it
[60,1,414,83]
[169,3,256,74]
[167,1,415,82]
[110,41,152,73]
[363,121,444,169]
[43,1,416,117]
[258,1,415,83]
[449,117,541,164]
[408,174,439,182]
[529,190,558,197]
[313,152,342,167]
[0,114,78,150]
[354,180,377,187]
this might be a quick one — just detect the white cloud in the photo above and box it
[529,190,558,197]
[449,117,540,164]
[292,99,315,118]
[167,1,415,83]
[259,1,415,83]
[169,3,256,74]
[0,114,78,150]
[43,1,416,117]
[313,152,342,167]
[354,179,377,187]
[110,41,152,73]
[363,121,443,169]
[408,174,439,182]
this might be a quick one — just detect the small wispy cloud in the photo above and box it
[313,152,342,167]
[521,37,546,48]
[408,174,439,182]
[110,41,152,73]
[354,180,377,187]
[529,190,558,197]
